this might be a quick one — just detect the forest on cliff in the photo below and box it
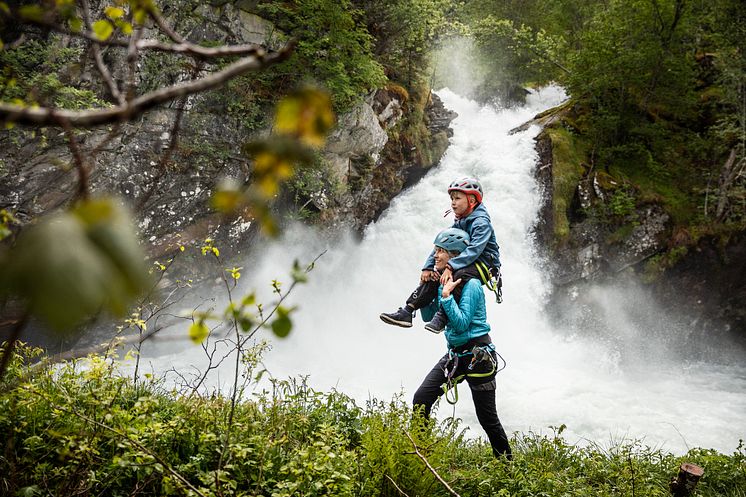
[1,1,745,496]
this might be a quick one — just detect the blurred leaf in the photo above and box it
[291,259,308,283]
[72,199,151,315]
[271,313,292,338]
[68,16,83,33]
[0,198,150,331]
[211,185,245,214]
[241,293,256,307]
[188,320,209,344]
[133,7,147,25]
[92,19,114,41]
[238,316,255,332]
[274,88,335,147]
[18,5,45,22]
[104,6,125,19]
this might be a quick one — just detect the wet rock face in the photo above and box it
[0,1,456,257]
[654,232,746,340]
[533,130,746,337]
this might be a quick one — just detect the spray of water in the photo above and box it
[141,86,746,455]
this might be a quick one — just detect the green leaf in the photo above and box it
[238,316,255,332]
[0,198,150,331]
[188,321,209,344]
[68,16,83,33]
[241,293,256,308]
[271,314,292,338]
[18,5,45,22]
[92,19,114,41]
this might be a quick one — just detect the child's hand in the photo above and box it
[442,278,462,298]
[421,270,439,283]
[440,267,453,285]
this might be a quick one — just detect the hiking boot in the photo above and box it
[424,309,448,333]
[380,307,414,328]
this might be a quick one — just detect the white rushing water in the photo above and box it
[142,87,746,455]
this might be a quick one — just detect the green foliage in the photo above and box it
[255,0,386,112]
[0,38,105,109]
[2,349,745,496]
[354,0,452,87]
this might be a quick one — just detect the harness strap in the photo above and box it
[441,344,498,405]
[476,261,503,304]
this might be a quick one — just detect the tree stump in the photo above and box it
[669,463,704,496]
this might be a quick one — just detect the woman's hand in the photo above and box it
[442,278,462,298]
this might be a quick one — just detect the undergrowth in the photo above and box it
[1,344,744,496]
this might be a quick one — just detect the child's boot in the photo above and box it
[424,309,448,333]
[380,305,414,328]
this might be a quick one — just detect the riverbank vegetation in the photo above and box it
[2,345,745,497]
[457,0,745,252]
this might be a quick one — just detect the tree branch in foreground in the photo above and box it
[404,431,462,497]
[0,41,295,127]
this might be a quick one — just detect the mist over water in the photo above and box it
[142,87,746,455]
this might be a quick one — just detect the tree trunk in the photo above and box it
[669,463,704,497]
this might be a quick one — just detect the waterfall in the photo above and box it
[142,87,746,455]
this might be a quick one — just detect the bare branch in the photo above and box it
[404,431,461,497]
[15,14,269,59]
[385,474,411,497]
[58,116,91,200]
[0,42,294,127]
[147,5,187,45]
[81,0,124,105]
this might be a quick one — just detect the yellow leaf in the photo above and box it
[104,6,125,19]
[92,19,114,41]
[133,7,147,25]
[211,188,244,214]
[274,88,335,148]
[188,321,210,344]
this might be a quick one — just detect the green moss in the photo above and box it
[607,223,635,245]
[544,125,589,240]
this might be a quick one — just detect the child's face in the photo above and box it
[450,191,475,217]
[433,247,452,271]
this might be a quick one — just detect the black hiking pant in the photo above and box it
[405,264,483,310]
[412,337,512,459]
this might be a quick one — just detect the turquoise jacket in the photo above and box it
[421,279,491,349]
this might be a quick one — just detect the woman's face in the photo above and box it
[450,191,475,218]
[433,247,452,271]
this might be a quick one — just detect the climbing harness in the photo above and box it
[475,261,503,304]
[440,343,507,405]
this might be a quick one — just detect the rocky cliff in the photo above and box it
[0,3,455,263]
[532,113,746,342]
